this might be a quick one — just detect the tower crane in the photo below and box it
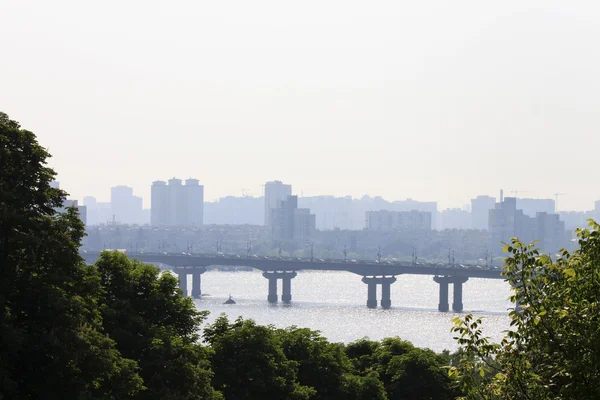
[553,192,566,212]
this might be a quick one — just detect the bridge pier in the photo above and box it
[433,276,451,312]
[174,267,206,298]
[366,280,377,309]
[362,276,397,309]
[452,277,468,312]
[380,277,396,309]
[433,276,469,312]
[176,269,188,296]
[263,271,297,304]
[191,267,207,298]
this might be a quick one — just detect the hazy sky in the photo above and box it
[2,1,599,210]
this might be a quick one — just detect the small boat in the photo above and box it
[223,295,236,305]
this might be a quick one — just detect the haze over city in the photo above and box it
[3,1,600,210]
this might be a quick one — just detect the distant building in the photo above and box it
[151,181,169,226]
[489,197,565,254]
[389,199,437,229]
[298,195,354,230]
[151,178,204,227]
[439,208,471,230]
[204,196,264,225]
[270,195,316,243]
[365,210,432,231]
[111,186,144,225]
[516,198,555,217]
[50,180,60,189]
[558,211,592,231]
[184,178,204,226]
[264,181,292,226]
[471,195,496,230]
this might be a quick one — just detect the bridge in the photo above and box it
[80,251,505,312]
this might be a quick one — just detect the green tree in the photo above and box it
[275,326,353,400]
[346,337,457,400]
[93,251,221,400]
[0,112,143,399]
[204,315,315,400]
[449,224,600,399]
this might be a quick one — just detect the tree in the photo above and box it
[275,326,353,400]
[203,315,315,400]
[346,337,457,400]
[449,223,600,399]
[0,112,143,398]
[93,251,222,400]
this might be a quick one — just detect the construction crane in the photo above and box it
[553,192,566,211]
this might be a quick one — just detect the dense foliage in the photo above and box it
[450,227,600,399]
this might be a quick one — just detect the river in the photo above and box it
[187,270,512,352]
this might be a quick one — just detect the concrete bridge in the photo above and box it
[81,251,504,312]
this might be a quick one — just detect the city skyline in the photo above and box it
[63,178,597,213]
[3,1,600,211]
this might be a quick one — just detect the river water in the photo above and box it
[186,270,512,352]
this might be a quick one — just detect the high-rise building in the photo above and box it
[110,185,144,224]
[167,178,184,226]
[264,180,292,226]
[389,199,437,229]
[184,178,204,226]
[439,208,471,230]
[151,178,204,227]
[471,195,496,230]
[516,198,555,217]
[270,195,315,243]
[50,180,60,189]
[151,181,169,226]
[489,197,565,254]
[365,210,432,231]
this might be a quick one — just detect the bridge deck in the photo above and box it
[81,251,504,280]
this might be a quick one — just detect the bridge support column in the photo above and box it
[191,267,207,299]
[362,276,397,309]
[263,271,297,304]
[380,277,397,309]
[451,277,469,312]
[268,276,278,303]
[281,273,298,304]
[433,276,451,312]
[176,269,188,297]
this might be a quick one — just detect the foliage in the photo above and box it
[204,315,314,399]
[346,337,458,400]
[94,251,222,400]
[0,112,144,398]
[449,223,600,399]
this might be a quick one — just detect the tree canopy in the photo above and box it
[0,111,144,398]
[449,223,600,399]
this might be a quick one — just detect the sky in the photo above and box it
[1,1,599,210]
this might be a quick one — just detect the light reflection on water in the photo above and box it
[187,270,512,352]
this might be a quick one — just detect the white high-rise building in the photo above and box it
[151,178,204,227]
[471,195,496,230]
[264,180,292,226]
[151,181,169,226]
[111,185,144,224]
[184,178,204,226]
